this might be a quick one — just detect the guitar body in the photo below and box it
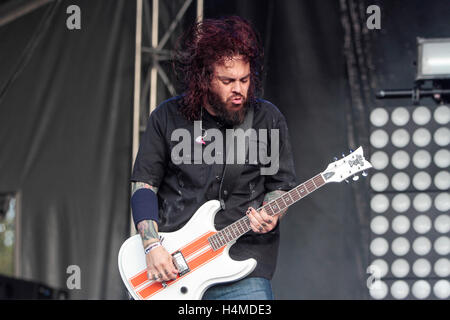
[118,200,257,300]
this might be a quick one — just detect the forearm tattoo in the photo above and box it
[132,182,160,244]
[137,220,159,244]
[263,190,288,218]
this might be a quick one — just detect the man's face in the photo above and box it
[208,55,251,125]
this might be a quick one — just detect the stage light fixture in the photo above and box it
[370,194,390,213]
[434,149,450,168]
[391,150,409,170]
[391,259,409,278]
[371,259,389,278]
[391,215,409,234]
[433,280,450,299]
[370,280,389,300]
[433,127,450,146]
[434,258,450,277]
[391,107,410,126]
[368,103,449,300]
[417,38,450,80]
[412,258,432,277]
[412,106,431,125]
[391,280,410,299]
[391,194,410,213]
[371,151,389,170]
[411,280,431,299]
[413,215,432,234]
[371,216,389,235]
[434,193,449,212]
[412,150,431,169]
[412,128,431,147]
[434,214,450,234]
[433,105,450,124]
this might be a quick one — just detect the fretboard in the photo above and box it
[208,173,326,251]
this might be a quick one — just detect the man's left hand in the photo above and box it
[246,207,278,234]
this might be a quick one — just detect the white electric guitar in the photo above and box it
[118,146,372,300]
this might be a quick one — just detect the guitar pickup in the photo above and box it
[172,251,190,276]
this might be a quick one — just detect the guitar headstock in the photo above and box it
[321,146,373,183]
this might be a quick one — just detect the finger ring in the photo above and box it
[258,226,263,232]
[261,223,267,227]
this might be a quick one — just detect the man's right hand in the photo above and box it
[145,243,179,282]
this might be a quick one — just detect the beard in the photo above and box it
[207,90,249,126]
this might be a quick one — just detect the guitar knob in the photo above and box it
[362,171,368,177]
[352,175,359,181]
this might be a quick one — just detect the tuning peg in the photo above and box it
[333,157,339,161]
[344,179,349,183]
[362,171,368,177]
[349,149,354,153]
[342,153,346,158]
[352,175,360,181]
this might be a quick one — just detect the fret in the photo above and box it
[214,235,220,249]
[224,228,231,242]
[237,220,244,234]
[269,201,279,214]
[264,204,274,216]
[276,198,287,210]
[313,175,325,187]
[230,224,238,239]
[297,184,308,197]
[227,228,233,239]
[213,236,221,250]
[291,187,301,200]
[218,232,225,246]
[305,180,316,193]
[283,193,293,206]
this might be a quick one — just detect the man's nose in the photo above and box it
[231,81,242,94]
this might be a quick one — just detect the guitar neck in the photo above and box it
[208,173,327,251]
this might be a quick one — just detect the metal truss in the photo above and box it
[130,0,203,235]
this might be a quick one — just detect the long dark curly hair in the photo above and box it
[173,16,264,121]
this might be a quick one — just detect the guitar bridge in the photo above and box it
[172,251,190,276]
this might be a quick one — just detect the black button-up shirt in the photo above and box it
[131,96,298,279]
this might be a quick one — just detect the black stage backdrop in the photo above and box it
[0,0,135,299]
[0,0,449,299]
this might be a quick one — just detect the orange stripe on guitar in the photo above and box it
[129,231,215,289]
[137,246,225,299]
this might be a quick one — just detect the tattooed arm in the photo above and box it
[247,190,288,234]
[131,182,160,246]
[263,190,288,219]
[131,182,178,281]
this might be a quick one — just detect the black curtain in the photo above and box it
[0,0,135,299]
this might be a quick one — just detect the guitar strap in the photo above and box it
[218,103,255,210]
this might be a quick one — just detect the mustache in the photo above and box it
[228,94,245,101]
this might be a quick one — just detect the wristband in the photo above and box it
[144,241,161,254]
[131,188,159,229]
